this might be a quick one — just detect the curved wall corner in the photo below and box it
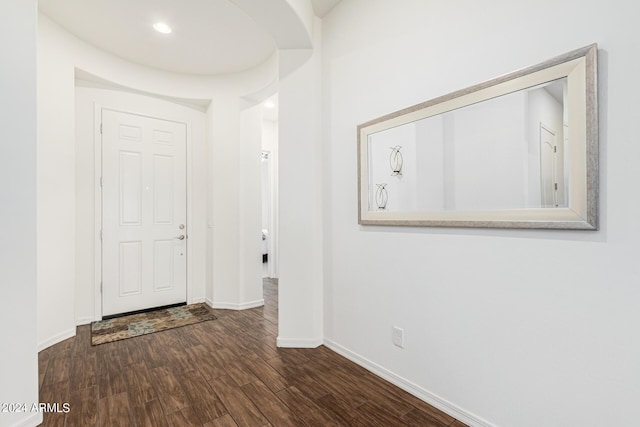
[231,0,314,49]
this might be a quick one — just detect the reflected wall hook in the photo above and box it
[375,183,388,210]
[390,145,403,176]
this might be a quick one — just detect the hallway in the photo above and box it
[38,279,466,426]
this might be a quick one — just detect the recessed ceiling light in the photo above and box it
[264,101,275,109]
[153,22,172,34]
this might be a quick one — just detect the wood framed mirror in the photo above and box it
[357,44,598,229]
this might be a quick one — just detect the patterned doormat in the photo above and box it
[91,303,216,345]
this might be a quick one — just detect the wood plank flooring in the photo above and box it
[38,279,468,426]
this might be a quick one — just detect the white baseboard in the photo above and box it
[75,316,94,326]
[323,338,495,427]
[190,297,206,304]
[8,411,43,427]
[208,299,265,310]
[277,337,323,348]
[38,327,76,352]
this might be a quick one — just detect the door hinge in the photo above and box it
[100,123,103,134]
[100,282,103,293]
[554,146,557,153]
[99,176,103,187]
[554,183,558,191]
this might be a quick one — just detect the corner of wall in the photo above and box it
[276,14,324,346]
[1,2,41,425]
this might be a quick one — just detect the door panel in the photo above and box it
[119,241,142,295]
[119,151,142,225]
[153,239,174,291]
[153,154,174,224]
[102,109,187,316]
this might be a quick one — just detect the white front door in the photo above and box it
[101,109,187,316]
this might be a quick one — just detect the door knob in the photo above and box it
[178,235,185,240]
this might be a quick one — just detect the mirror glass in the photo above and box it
[368,78,568,212]
[358,45,598,229]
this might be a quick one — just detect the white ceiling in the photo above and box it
[39,0,341,76]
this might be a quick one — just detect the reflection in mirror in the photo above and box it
[358,44,598,229]
[368,78,569,212]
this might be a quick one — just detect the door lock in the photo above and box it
[179,224,185,230]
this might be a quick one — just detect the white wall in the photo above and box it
[74,85,208,322]
[237,104,265,307]
[277,18,324,347]
[37,11,77,349]
[321,1,640,426]
[0,2,42,426]
[207,95,264,310]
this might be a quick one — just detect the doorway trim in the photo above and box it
[539,122,559,208]
[93,104,195,320]
[261,149,278,279]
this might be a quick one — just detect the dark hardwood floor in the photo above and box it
[38,279,468,426]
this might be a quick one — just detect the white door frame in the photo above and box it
[267,149,278,279]
[539,122,558,208]
[93,104,194,320]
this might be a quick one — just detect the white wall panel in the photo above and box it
[277,18,323,346]
[321,0,640,426]
[37,5,77,349]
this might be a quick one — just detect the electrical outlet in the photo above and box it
[392,326,404,348]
